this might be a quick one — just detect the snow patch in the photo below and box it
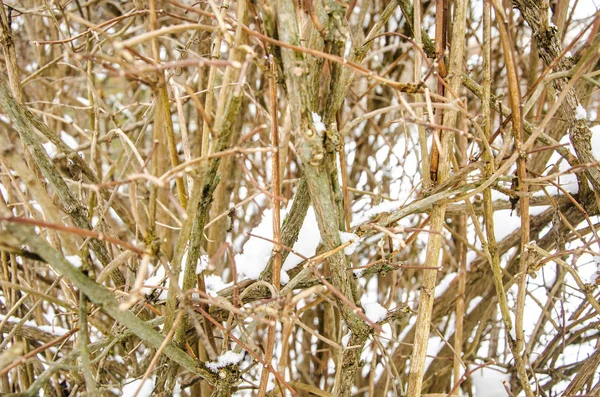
[0,314,71,337]
[341,333,351,347]
[435,272,457,299]
[76,96,90,106]
[361,300,388,323]
[235,203,320,283]
[65,255,82,268]
[205,274,229,297]
[471,366,510,397]
[205,351,245,372]
[352,200,404,227]
[143,264,167,299]
[340,231,360,255]
[122,378,154,397]
[575,104,587,120]
[312,112,326,133]
[493,209,547,241]
[196,254,209,275]
[466,296,483,314]
[60,131,78,150]
[43,141,57,158]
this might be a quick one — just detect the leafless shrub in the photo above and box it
[0,1,599,396]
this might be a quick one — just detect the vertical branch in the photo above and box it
[146,2,185,387]
[163,54,247,394]
[406,0,467,395]
[412,0,432,189]
[321,0,397,232]
[147,0,188,242]
[396,0,436,57]
[491,2,532,395]
[338,129,351,231]
[270,55,282,293]
[158,86,188,209]
[80,30,98,394]
[158,2,245,391]
[482,0,513,335]
[258,53,282,396]
[201,0,231,157]
[78,289,96,393]
[172,82,194,190]
[324,0,398,124]
[540,0,550,35]
[552,0,569,40]
[259,179,311,283]
[0,1,22,102]
[206,0,248,260]
[514,0,600,193]
[453,118,468,393]
[274,1,371,395]
[429,0,448,183]
[146,0,163,237]
[478,13,520,396]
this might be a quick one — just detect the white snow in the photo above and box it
[555,170,581,195]
[76,96,90,106]
[235,204,320,284]
[531,134,581,195]
[60,131,78,149]
[204,274,229,297]
[0,314,71,337]
[575,104,587,120]
[205,350,245,372]
[591,125,600,161]
[434,272,457,299]
[312,112,326,133]
[196,255,209,275]
[493,207,550,241]
[143,264,167,299]
[235,207,279,280]
[65,255,82,269]
[143,255,210,299]
[282,206,320,271]
[361,300,388,323]
[42,141,57,158]
[340,231,360,255]
[122,377,154,397]
[180,249,210,276]
[0,183,7,203]
[471,366,510,397]
[351,200,404,227]
[466,296,484,315]
[341,333,351,347]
